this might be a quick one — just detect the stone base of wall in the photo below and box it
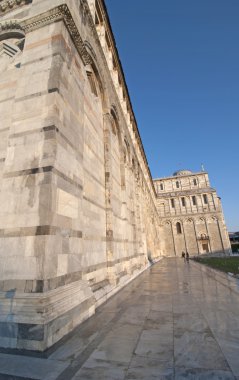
[0,279,95,351]
[0,259,163,351]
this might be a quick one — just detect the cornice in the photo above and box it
[19,4,92,66]
[157,188,216,198]
[5,4,91,65]
[98,0,157,198]
[154,172,208,181]
[0,0,31,15]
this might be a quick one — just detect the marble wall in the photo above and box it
[0,0,161,350]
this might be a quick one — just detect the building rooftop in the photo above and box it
[173,170,193,176]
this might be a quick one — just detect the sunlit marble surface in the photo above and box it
[0,258,238,379]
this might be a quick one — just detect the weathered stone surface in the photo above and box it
[0,258,237,379]
[0,0,230,352]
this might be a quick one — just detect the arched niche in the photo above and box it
[84,40,107,111]
[0,20,25,65]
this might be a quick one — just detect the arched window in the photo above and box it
[86,70,98,96]
[176,222,182,234]
[85,61,104,106]
[176,181,180,188]
[160,183,164,190]
[193,178,197,186]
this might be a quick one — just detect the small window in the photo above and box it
[87,71,98,96]
[193,178,197,186]
[192,196,197,206]
[181,197,186,207]
[160,183,164,191]
[203,194,208,204]
[176,181,180,188]
[171,199,175,208]
[176,222,182,234]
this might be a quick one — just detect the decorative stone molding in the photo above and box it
[20,4,92,66]
[197,233,210,241]
[0,19,25,40]
[0,0,31,15]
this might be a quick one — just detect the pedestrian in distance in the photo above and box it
[186,251,189,263]
[182,251,186,262]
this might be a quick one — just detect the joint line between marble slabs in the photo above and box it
[124,300,151,378]
[55,297,134,380]
[196,295,236,376]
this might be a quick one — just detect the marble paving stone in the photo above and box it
[174,368,236,379]
[126,355,173,380]
[105,323,142,340]
[173,312,209,333]
[117,306,150,326]
[215,337,239,377]
[146,310,173,324]
[150,301,173,312]
[0,258,238,379]
[90,336,137,363]
[71,358,127,380]
[49,311,115,361]
[134,331,173,361]
[174,330,230,370]
[0,354,68,380]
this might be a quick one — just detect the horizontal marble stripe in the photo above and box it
[3,166,83,190]
[83,195,105,211]
[0,271,83,293]
[0,128,10,134]
[3,165,54,178]
[0,226,82,238]
[21,52,65,68]
[53,168,83,190]
[84,167,105,189]
[0,96,15,104]
[15,91,46,102]
[0,253,146,293]
[8,124,83,161]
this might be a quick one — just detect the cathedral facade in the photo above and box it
[0,0,230,351]
[154,170,231,257]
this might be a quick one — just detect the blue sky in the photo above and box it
[105,0,239,231]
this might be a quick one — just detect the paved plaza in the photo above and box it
[0,258,239,380]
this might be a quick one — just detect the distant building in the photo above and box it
[154,170,231,256]
[229,232,239,252]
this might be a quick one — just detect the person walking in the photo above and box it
[186,251,189,263]
[182,251,186,262]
